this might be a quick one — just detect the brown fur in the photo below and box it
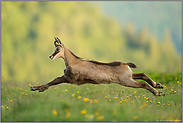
[30,38,165,96]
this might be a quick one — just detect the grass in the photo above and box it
[1,72,182,122]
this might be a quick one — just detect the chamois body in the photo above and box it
[30,37,165,96]
[64,60,130,85]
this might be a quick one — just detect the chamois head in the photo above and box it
[49,37,64,60]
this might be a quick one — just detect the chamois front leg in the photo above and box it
[30,75,68,92]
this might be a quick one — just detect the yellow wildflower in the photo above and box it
[77,91,79,94]
[95,112,100,116]
[157,105,159,107]
[83,98,89,102]
[112,111,116,115]
[168,117,174,121]
[171,89,173,91]
[134,91,136,93]
[120,101,122,103]
[66,112,71,117]
[85,114,89,118]
[77,96,82,100]
[105,96,107,98]
[96,115,104,120]
[108,100,111,102]
[177,81,179,84]
[90,100,93,103]
[10,100,12,102]
[175,78,177,80]
[25,94,27,96]
[139,106,143,109]
[94,99,98,103]
[158,102,160,104]
[81,110,87,115]
[22,92,24,95]
[127,96,129,98]
[71,94,75,97]
[65,89,67,92]
[133,115,138,119]
[168,104,171,106]
[174,91,176,93]
[6,106,9,109]
[174,119,180,122]
[52,110,58,115]
[64,109,69,112]
[143,104,147,107]
[37,82,39,85]
[150,100,152,103]
[54,87,57,90]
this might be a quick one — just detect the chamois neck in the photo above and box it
[63,45,81,67]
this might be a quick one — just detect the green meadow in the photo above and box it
[1,1,182,122]
[1,72,182,122]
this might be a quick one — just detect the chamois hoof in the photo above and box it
[156,83,164,89]
[162,93,165,96]
[30,87,35,91]
[39,89,44,92]
[156,91,165,96]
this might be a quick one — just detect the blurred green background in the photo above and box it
[1,1,182,83]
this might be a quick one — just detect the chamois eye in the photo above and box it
[56,48,59,51]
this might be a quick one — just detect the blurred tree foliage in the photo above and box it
[1,1,181,83]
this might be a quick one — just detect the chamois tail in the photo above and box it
[127,62,137,68]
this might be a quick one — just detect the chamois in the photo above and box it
[30,37,165,96]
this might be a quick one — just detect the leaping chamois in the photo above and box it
[30,37,165,96]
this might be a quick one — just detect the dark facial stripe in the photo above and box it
[52,49,60,57]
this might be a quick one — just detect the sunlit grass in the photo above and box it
[1,73,182,122]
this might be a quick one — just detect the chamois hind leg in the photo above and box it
[30,75,68,92]
[118,79,165,96]
[132,73,164,89]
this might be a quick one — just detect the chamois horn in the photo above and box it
[54,37,62,47]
